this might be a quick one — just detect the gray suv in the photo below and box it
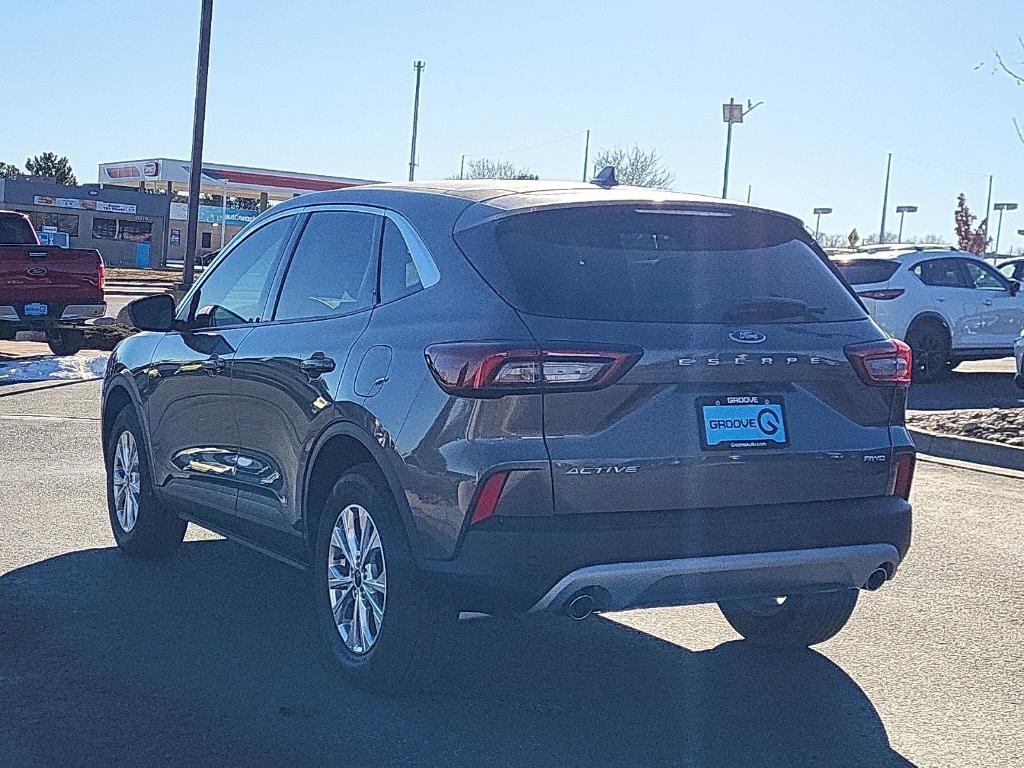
[102,178,915,690]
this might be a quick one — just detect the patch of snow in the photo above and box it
[0,352,109,383]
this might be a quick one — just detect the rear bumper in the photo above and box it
[530,543,899,613]
[419,496,911,614]
[0,302,105,327]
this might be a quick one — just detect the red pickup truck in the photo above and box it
[0,210,106,355]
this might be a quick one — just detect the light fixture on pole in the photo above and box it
[720,97,763,199]
[812,207,832,240]
[994,202,1018,254]
[895,205,917,243]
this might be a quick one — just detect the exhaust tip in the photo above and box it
[566,593,595,621]
[864,567,888,591]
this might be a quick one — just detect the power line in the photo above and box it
[461,130,587,159]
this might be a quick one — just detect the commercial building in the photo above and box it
[97,159,376,263]
[0,176,171,267]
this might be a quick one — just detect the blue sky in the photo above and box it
[5,1,1024,245]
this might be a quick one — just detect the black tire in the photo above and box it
[46,328,84,356]
[718,589,859,647]
[105,407,187,557]
[905,321,951,383]
[314,464,456,693]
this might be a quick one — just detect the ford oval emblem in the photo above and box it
[26,266,47,277]
[729,329,766,344]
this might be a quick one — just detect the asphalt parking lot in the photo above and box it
[0,380,1021,767]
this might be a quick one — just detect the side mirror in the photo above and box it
[126,293,177,332]
[1010,279,1021,297]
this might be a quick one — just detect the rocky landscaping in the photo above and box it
[908,408,1024,447]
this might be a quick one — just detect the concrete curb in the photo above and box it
[909,427,1024,472]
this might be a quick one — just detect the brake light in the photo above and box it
[424,342,641,397]
[857,288,904,300]
[888,451,916,499]
[97,259,105,291]
[470,471,510,524]
[845,339,912,386]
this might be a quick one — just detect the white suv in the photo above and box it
[834,247,1024,382]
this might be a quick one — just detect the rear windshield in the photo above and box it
[0,214,36,245]
[454,206,865,324]
[834,258,901,285]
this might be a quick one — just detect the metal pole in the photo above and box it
[746,184,752,204]
[459,154,465,180]
[814,212,822,240]
[220,179,227,248]
[721,98,735,199]
[985,174,993,234]
[996,207,1006,254]
[408,60,425,182]
[582,129,591,181]
[898,211,905,243]
[182,0,213,290]
[878,153,892,244]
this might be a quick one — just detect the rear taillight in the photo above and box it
[97,260,106,290]
[469,471,510,524]
[857,288,904,300]
[424,342,641,397]
[888,451,916,499]
[845,339,912,386]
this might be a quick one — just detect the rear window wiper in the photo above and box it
[723,296,827,321]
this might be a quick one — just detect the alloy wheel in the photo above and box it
[328,503,387,654]
[112,430,141,532]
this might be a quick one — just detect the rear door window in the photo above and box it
[912,258,971,288]
[454,206,865,324]
[273,211,378,321]
[834,259,901,285]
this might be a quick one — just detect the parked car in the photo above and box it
[834,247,1024,381]
[103,179,914,691]
[1015,334,1024,388]
[998,257,1024,283]
[0,209,106,355]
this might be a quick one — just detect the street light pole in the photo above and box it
[220,178,228,248]
[408,60,425,182]
[182,0,213,291]
[878,153,892,245]
[459,154,465,180]
[994,202,1018,254]
[582,129,591,182]
[812,207,833,241]
[895,205,918,243]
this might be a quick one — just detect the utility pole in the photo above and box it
[720,97,762,199]
[582,129,591,181]
[182,0,213,291]
[408,60,425,182]
[459,154,466,180]
[746,184,752,204]
[878,153,892,245]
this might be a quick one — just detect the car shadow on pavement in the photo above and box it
[908,371,1024,411]
[0,540,915,768]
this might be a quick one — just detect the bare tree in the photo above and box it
[816,232,852,248]
[994,36,1024,143]
[451,158,538,180]
[590,145,674,189]
[0,161,21,179]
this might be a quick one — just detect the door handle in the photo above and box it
[984,298,994,306]
[201,356,226,374]
[300,352,336,377]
